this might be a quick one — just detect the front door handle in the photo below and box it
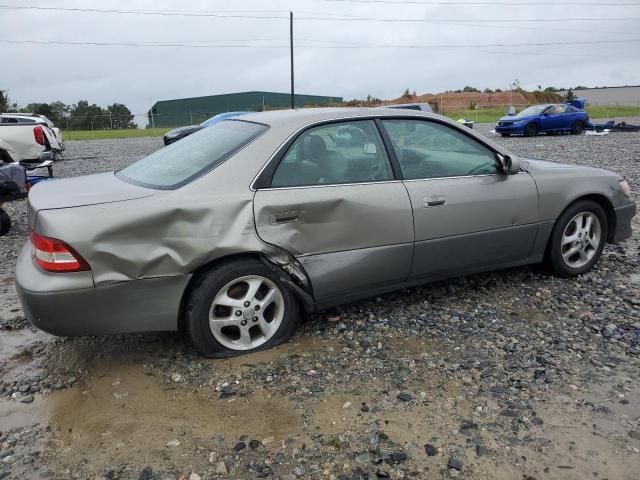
[423,196,446,208]
[272,211,299,224]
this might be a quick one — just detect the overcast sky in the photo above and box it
[1,0,639,124]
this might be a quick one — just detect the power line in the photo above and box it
[0,4,638,22]
[1,39,633,58]
[2,38,638,48]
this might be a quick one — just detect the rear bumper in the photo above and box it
[611,201,636,243]
[15,243,190,336]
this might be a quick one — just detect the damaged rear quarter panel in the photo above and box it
[35,146,277,286]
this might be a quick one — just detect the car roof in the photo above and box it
[238,107,435,129]
[234,107,512,159]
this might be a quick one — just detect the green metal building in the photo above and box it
[148,91,343,127]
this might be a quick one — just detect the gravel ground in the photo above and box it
[1,122,639,480]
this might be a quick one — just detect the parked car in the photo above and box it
[163,111,250,145]
[16,108,635,358]
[0,114,63,163]
[495,102,589,137]
[384,103,434,113]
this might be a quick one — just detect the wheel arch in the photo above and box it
[545,193,616,259]
[177,251,315,333]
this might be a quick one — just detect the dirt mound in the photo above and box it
[388,90,563,109]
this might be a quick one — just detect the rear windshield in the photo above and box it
[116,120,267,189]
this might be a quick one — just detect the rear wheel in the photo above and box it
[0,209,10,237]
[184,258,299,358]
[547,200,607,277]
[524,123,538,137]
[571,120,585,135]
[500,133,511,137]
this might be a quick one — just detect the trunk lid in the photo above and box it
[28,172,158,213]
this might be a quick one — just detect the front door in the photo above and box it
[253,119,414,302]
[380,118,539,280]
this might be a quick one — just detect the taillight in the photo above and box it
[33,125,46,145]
[29,228,90,272]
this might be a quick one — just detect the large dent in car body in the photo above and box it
[35,168,268,287]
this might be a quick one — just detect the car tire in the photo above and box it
[500,133,511,137]
[524,123,538,137]
[547,200,608,277]
[0,209,11,237]
[571,120,585,135]
[184,258,299,358]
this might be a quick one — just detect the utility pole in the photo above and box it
[149,97,156,135]
[290,11,295,109]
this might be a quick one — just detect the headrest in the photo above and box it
[301,135,326,160]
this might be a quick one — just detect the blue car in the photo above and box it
[163,111,250,145]
[495,102,589,137]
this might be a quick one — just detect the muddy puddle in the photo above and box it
[0,327,50,376]
[45,367,304,469]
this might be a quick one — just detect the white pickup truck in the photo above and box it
[0,113,64,164]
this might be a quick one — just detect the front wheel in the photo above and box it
[184,258,299,358]
[500,133,511,137]
[524,123,538,137]
[547,200,607,277]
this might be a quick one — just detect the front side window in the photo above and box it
[546,105,566,115]
[117,120,267,189]
[382,119,498,180]
[271,120,393,187]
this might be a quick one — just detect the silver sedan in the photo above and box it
[15,108,636,357]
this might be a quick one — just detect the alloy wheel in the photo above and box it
[208,275,285,350]
[560,212,602,269]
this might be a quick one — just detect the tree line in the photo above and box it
[0,90,136,130]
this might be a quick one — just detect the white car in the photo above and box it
[0,113,63,163]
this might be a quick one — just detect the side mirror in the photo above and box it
[363,142,377,154]
[496,153,520,175]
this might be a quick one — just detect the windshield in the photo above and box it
[116,120,267,189]
[515,105,549,117]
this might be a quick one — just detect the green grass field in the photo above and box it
[443,105,640,124]
[63,127,172,141]
[63,105,640,141]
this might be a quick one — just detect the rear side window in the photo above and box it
[117,120,267,189]
[271,120,393,187]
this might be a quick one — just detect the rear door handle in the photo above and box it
[427,199,446,207]
[272,211,299,224]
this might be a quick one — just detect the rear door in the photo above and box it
[253,119,414,302]
[380,118,539,280]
